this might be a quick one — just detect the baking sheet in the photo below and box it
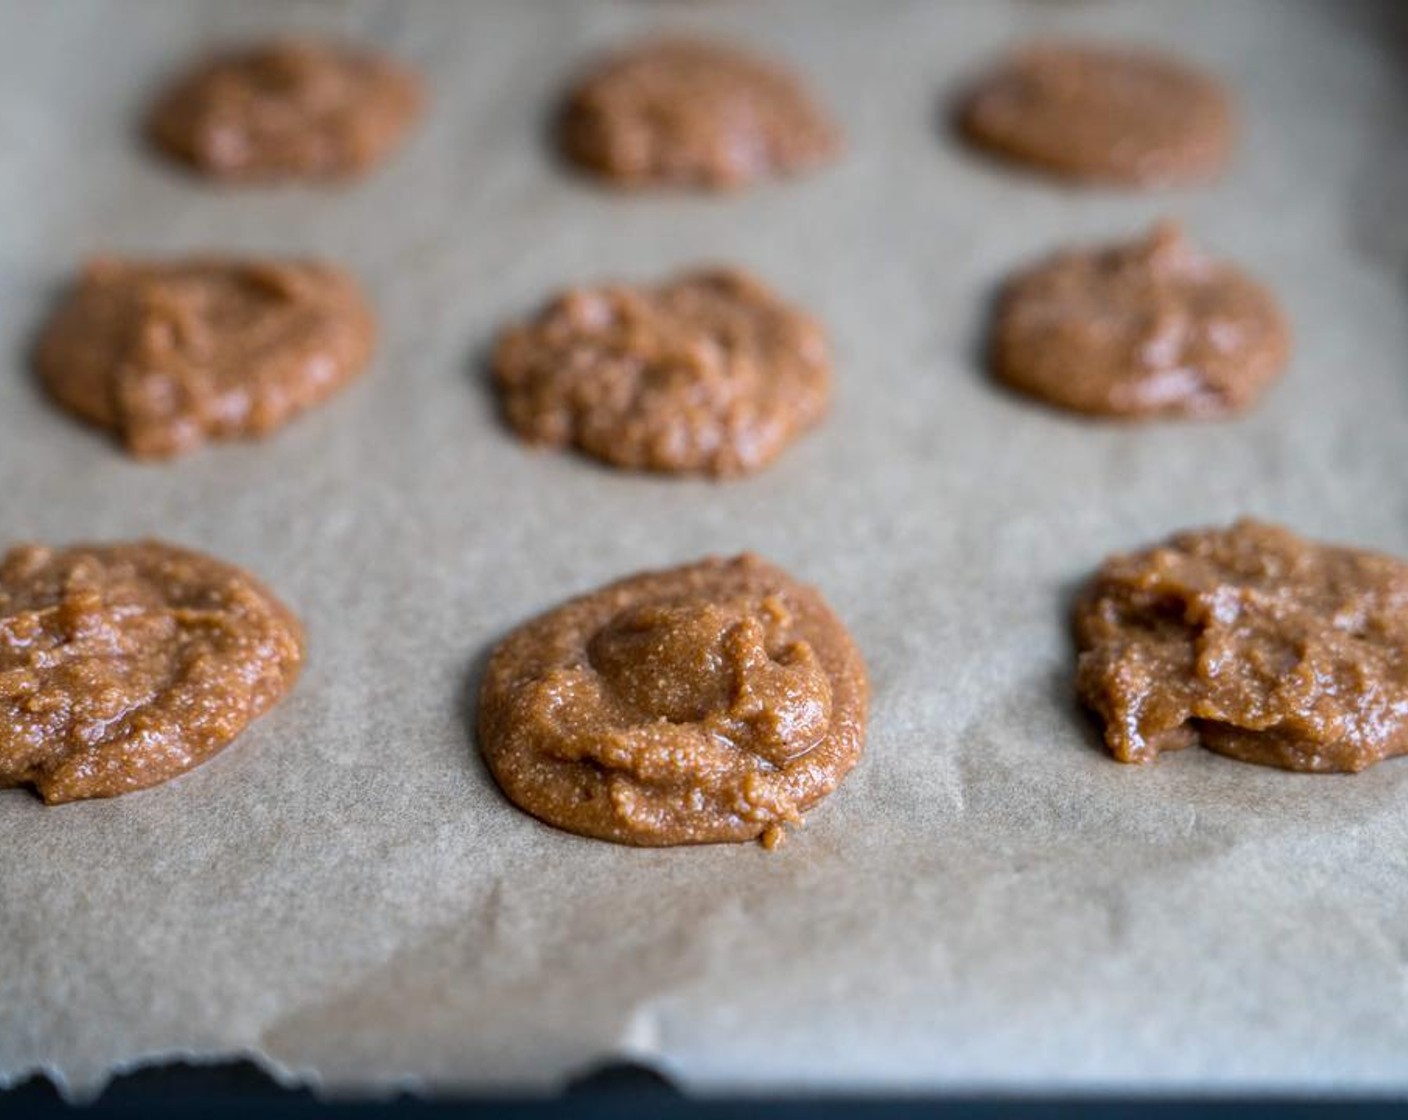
[3,0,1408,1101]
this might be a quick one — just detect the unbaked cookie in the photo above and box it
[992,223,1288,419]
[37,256,375,457]
[148,38,422,181]
[1075,520,1408,772]
[0,541,303,803]
[559,37,841,189]
[491,267,831,476]
[957,41,1232,187]
[478,554,868,847]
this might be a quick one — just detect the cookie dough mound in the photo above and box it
[148,38,422,181]
[37,256,375,457]
[958,41,1232,186]
[559,38,841,189]
[1075,520,1408,772]
[479,554,868,846]
[492,268,831,476]
[0,541,303,803]
[993,223,1288,419]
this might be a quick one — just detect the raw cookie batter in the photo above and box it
[1075,520,1408,772]
[992,223,1288,419]
[0,541,303,803]
[148,38,422,181]
[492,267,831,476]
[958,42,1232,186]
[36,256,375,457]
[478,554,868,847]
[559,37,841,189]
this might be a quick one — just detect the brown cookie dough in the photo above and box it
[0,541,303,803]
[957,41,1233,186]
[992,223,1288,419]
[36,257,375,457]
[147,38,422,181]
[479,554,868,847]
[1075,520,1408,773]
[491,267,830,476]
[559,37,841,189]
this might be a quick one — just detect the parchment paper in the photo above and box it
[3,0,1408,1101]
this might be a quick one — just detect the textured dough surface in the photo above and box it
[559,37,840,189]
[37,256,375,457]
[478,554,868,846]
[1075,520,1408,772]
[958,41,1232,186]
[148,37,422,181]
[993,223,1288,419]
[0,541,304,803]
[492,267,831,476]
